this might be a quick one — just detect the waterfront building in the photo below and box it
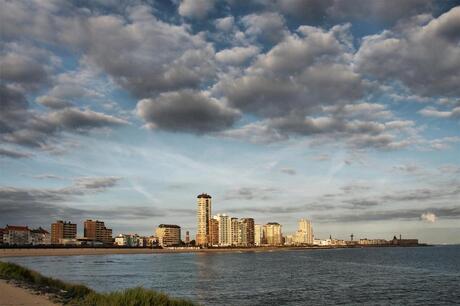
[30,227,51,245]
[217,214,232,246]
[240,218,255,246]
[114,234,147,247]
[231,217,239,246]
[185,231,190,244]
[0,228,4,244]
[51,220,77,244]
[210,217,219,246]
[284,235,294,246]
[263,222,282,246]
[196,193,212,246]
[84,220,112,244]
[294,219,313,245]
[155,224,181,246]
[115,234,128,246]
[3,225,30,245]
[391,235,419,246]
[254,224,263,246]
[147,236,159,247]
[359,238,389,245]
[237,220,247,246]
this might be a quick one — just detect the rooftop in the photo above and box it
[5,225,29,231]
[158,224,181,228]
[30,227,50,234]
[197,193,212,199]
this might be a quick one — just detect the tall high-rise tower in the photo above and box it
[196,193,212,246]
[294,218,313,244]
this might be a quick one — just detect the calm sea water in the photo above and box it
[3,246,460,305]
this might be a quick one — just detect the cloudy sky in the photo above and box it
[1,0,459,244]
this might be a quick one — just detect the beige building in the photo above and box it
[254,224,263,246]
[2,225,30,245]
[84,220,112,244]
[196,193,212,246]
[30,227,51,245]
[155,224,181,246]
[231,217,239,246]
[263,222,282,246]
[217,214,232,246]
[240,218,255,246]
[210,217,219,246]
[51,220,77,244]
[294,218,314,245]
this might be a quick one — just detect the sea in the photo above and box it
[3,245,460,305]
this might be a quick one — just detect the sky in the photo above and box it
[1,0,459,244]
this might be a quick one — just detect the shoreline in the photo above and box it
[0,245,426,257]
[0,279,61,306]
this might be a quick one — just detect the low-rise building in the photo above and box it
[147,236,159,247]
[30,227,51,245]
[391,236,419,246]
[114,234,146,247]
[155,224,181,246]
[359,238,389,245]
[3,225,30,245]
[284,234,294,246]
[0,228,4,244]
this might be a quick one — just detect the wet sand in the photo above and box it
[0,246,326,257]
[0,279,60,306]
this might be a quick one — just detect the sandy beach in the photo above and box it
[0,279,61,306]
[0,246,324,257]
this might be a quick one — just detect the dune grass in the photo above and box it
[0,261,196,305]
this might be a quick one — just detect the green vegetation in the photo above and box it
[0,261,196,306]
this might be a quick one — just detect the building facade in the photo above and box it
[30,227,51,245]
[231,217,239,246]
[263,222,282,246]
[217,214,232,246]
[51,220,77,244]
[84,220,112,244]
[254,224,263,246]
[210,217,219,246]
[114,234,146,247]
[196,193,212,246]
[185,231,190,244]
[155,224,181,246]
[240,218,255,246]
[294,219,313,245]
[3,225,30,245]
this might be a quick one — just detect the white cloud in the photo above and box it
[178,0,215,19]
[215,16,234,32]
[216,46,259,65]
[420,212,437,223]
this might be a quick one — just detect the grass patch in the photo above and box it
[0,261,196,305]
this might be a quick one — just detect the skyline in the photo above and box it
[1,0,460,244]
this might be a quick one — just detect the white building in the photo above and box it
[3,225,30,245]
[217,214,232,246]
[30,228,51,245]
[294,219,313,245]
